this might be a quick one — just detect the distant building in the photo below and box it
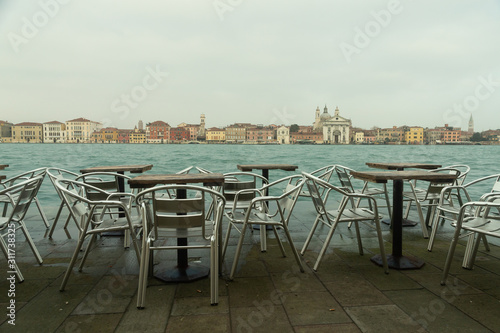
[290,131,323,144]
[129,128,146,143]
[11,122,43,143]
[65,117,102,143]
[138,120,144,131]
[43,121,66,143]
[468,115,474,134]
[0,120,13,141]
[177,123,201,141]
[170,127,190,142]
[91,127,119,143]
[405,126,424,144]
[276,126,290,144]
[246,126,275,143]
[320,106,351,144]
[146,121,170,143]
[225,124,248,143]
[206,127,225,143]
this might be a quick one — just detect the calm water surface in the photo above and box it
[1,143,498,205]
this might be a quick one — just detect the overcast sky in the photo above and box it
[1,0,499,131]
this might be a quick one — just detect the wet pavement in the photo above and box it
[1,198,499,332]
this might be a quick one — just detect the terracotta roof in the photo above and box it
[66,117,93,123]
[15,122,43,126]
[148,120,170,127]
[44,121,63,124]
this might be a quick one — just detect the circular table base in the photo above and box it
[371,254,425,270]
[154,262,210,282]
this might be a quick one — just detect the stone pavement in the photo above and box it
[1,199,499,333]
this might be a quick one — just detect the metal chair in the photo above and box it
[222,175,305,280]
[297,165,336,198]
[0,167,49,228]
[335,165,392,220]
[135,185,226,307]
[441,194,500,285]
[300,172,388,273]
[56,179,142,291]
[427,173,500,252]
[0,176,45,282]
[46,167,81,238]
[402,167,461,238]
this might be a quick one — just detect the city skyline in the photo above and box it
[1,1,499,131]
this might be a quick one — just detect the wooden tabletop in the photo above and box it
[366,162,441,170]
[0,164,8,171]
[237,164,298,172]
[128,173,224,188]
[350,170,457,184]
[0,175,5,181]
[80,164,153,174]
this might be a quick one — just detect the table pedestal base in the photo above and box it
[154,262,210,282]
[371,254,425,270]
[381,218,418,227]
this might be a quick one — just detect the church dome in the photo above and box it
[320,105,331,120]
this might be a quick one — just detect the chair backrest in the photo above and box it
[56,179,110,222]
[310,165,336,183]
[46,167,79,198]
[76,172,129,201]
[223,172,268,203]
[3,176,44,222]
[334,165,355,192]
[1,167,47,188]
[136,185,226,239]
[277,180,304,223]
[424,167,461,200]
[303,172,349,216]
[444,165,470,186]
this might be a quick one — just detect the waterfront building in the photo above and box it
[321,106,351,144]
[129,128,147,143]
[146,121,170,143]
[405,126,424,144]
[199,114,206,139]
[425,128,442,144]
[117,129,132,143]
[246,126,275,143]
[290,131,323,144]
[177,123,201,141]
[276,126,290,144]
[91,127,119,143]
[11,122,43,143]
[225,124,248,143]
[354,131,365,143]
[206,127,225,143]
[443,126,461,143]
[376,126,404,143]
[0,120,13,141]
[65,118,102,143]
[170,127,190,142]
[43,121,66,143]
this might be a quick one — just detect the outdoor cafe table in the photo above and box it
[80,164,153,192]
[128,173,225,282]
[237,164,298,181]
[367,162,442,226]
[349,170,457,270]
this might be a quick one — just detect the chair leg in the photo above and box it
[373,218,388,274]
[282,225,304,273]
[300,214,321,255]
[440,227,461,285]
[260,224,267,252]
[78,234,96,271]
[415,202,429,238]
[313,220,340,271]
[35,197,50,228]
[221,222,233,261]
[137,240,150,309]
[353,221,363,255]
[19,221,43,264]
[48,202,65,238]
[271,225,286,257]
[210,238,219,305]
[61,233,88,291]
[230,223,248,280]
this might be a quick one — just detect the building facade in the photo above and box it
[321,106,351,144]
[206,128,225,143]
[43,121,66,143]
[246,126,275,143]
[0,121,13,141]
[276,126,290,144]
[65,118,102,143]
[11,122,43,143]
[405,126,424,144]
[146,121,170,143]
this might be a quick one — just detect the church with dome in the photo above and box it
[313,105,352,144]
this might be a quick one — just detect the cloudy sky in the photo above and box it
[1,0,499,131]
